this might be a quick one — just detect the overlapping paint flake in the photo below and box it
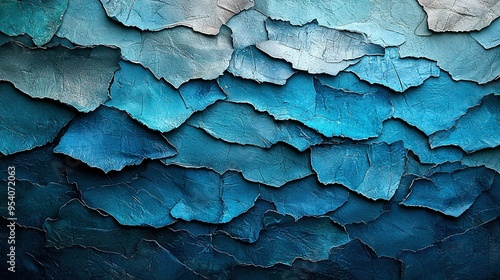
[0,144,70,185]
[401,217,500,279]
[162,124,313,187]
[311,142,407,200]
[402,164,495,217]
[0,0,68,46]
[0,181,76,228]
[430,94,500,153]
[0,42,120,112]
[256,19,384,75]
[346,174,500,258]
[56,0,141,48]
[54,106,176,172]
[391,72,499,136]
[216,199,275,243]
[471,18,500,49]
[367,119,464,164]
[417,0,500,32]
[43,240,203,279]
[107,61,225,132]
[68,161,259,226]
[461,148,500,173]
[226,8,268,49]
[99,0,254,35]
[347,47,440,92]
[256,0,500,84]
[187,101,322,151]
[121,26,234,88]
[0,82,74,155]
[212,211,350,266]
[219,73,393,139]
[259,175,348,219]
[328,192,386,225]
[231,239,401,279]
[57,0,234,88]
[227,46,296,85]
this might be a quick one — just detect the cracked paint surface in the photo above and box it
[0,0,499,278]
[99,0,254,35]
[0,0,68,46]
[417,0,500,32]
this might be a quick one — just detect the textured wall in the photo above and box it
[0,0,499,278]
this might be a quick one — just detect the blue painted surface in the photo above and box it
[1,0,499,278]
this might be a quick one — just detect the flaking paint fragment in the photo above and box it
[256,0,500,84]
[311,141,407,201]
[226,8,268,49]
[107,61,225,133]
[99,0,254,35]
[401,217,500,279]
[470,18,500,49]
[259,175,348,219]
[398,21,500,84]
[56,0,141,48]
[212,211,350,267]
[187,100,323,151]
[346,47,440,92]
[430,94,500,153]
[228,46,296,85]
[417,0,500,32]
[219,73,393,139]
[56,0,234,88]
[69,161,259,226]
[317,71,388,94]
[346,173,500,258]
[44,199,155,256]
[169,169,259,224]
[162,124,313,187]
[461,147,500,173]
[253,0,406,47]
[155,233,240,279]
[404,155,435,177]
[328,192,386,225]
[0,42,120,112]
[121,26,235,88]
[217,199,275,243]
[391,72,500,136]
[67,162,175,227]
[0,82,74,155]
[0,32,46,48]
[231,239,401,279]
[178,79,228,111]
[0,0,68,46]
[367,119,464,164]
[256,19,384,75]
[254,0,372,29]
[54,106,176,172]
[402,164,495,217]
[42,199,239,278]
